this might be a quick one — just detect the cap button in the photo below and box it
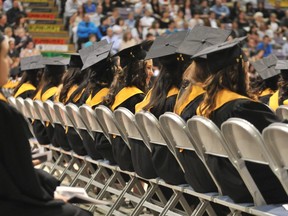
[165,43,170,46]
[201,39,206,43]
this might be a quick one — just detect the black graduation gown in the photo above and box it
[110,91,145,172]
[259,94,272,105]
[16,90,35,99]
[207,96,288,204]
[33,85,57,145]
[0,97,91,216]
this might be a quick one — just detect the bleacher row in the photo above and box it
[6,94,288,216]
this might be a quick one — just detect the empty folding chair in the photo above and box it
[159,112,221,194]
[276,105,288,120]
[188,116,265,208]
[222,118,288,207]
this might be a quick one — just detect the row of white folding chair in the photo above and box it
[276,105,288,121]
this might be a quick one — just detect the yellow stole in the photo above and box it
[284,100,288,105]
[259,88,274,97]
[175,85,205,115]
[196,89,249,116]
[135,87,179,113]
[3,80,19,89]
[269,90,279,111]
[0,92,7,102]
[111,87,143,111]
[33,87,58,102]
[85,88,109,107]
[14,83,36,98]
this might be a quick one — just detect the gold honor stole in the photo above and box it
[259,88,274,97]
[85,88,109,107]
[111,87,143,111]
[269,90,279,111]
[135,87,179,113]
[34,87,58,102]
[14,83,36,98]
[175,85,205,115]
[196,89,249,116]
[0,92,7,102]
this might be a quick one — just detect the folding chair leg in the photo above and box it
[96,171,120,199]
[69,161,88,186]
[58,157,77,182]
[106,176,138,216]
[49,152,65,175]
[205,203,217,216]
[84,166,105,191]
[191,200,210,216]
[176,193,194,215]
[159,190,182,216]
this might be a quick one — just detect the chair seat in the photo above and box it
[251,204,288,216]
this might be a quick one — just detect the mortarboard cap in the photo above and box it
[192,36,247,73]
[275,60,288,70]
[176,26,231,56]
[20,55,45,71]
[41,56,69,66]
[79,39,108,63]
[251,54,280,80]
[68,53,83,68]
[81,42,113,71]
[145,31,188,60]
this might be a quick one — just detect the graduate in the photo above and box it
[135,32,189,185]
[0,33,92,216]
[250,54,280,104]
[102,44,152,172]
[33,56,67,145]
[194,37,288,204]
[14,55,44,99]
[269,60,288,110]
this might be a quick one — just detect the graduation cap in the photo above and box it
[20,55,45,71]
[67,53,83,68]
[79,39,108,63]
[81,42,113,71]
[145,31,188,60]
[41,56,69,66]
[251,54,280,80]
[176,26,231,56]
[275,60,288,70]
[192,36,247,73]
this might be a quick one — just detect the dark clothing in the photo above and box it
[6,8,26,25]
[259,94,272,105]
[208,98,287,203]
[0,97,91,216]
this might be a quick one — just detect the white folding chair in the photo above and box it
[66,103,94,139]
[24,98,40,121]
[262,123,288,194]
[34,100,54,127]
[94,105,129,146]
[114,107,151,151]
[15,97,27,117]
[276,105,288,120]
[188,116,266,206]
[7,96,17,109]
[43,100,63,126]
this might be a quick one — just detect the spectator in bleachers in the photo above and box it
[183,0,193,21]
[256,35,273,58]
[112,17,126,36]
[84,33,97,48]
[8,39,20,75]
[205,11,220,28]
[196,0,210,19]
[102,0,113,16]
[109,8,120,26]
[125,12,136,29]
[248,24,260,44]
[282,39,288,59]
[280,10,288,29]
[99,16,110,36]
[4,27,13,40]
[84,0,96,14]
[77,14,102,50]
[101,27,121,53]
[119,31,137,50]
[189,10,204,29]
[231,20,246,38]
[255,1,269,18]
[134,0,153,16]
[151,0,161,15]
[13,14,28,33]
[6,1,26,25]
[64,0,82,31]
[253,11,264,28]
[131,19,144,42]
[229,1,242,22]
[165,20,178,34]
[159,10,171,29]
[3,0,12,12]
[210,0,230,23]
[245,2,255,19]
[14,27,31,52]
[174,9,185,29]
[89,5,104,27]
[273,0,285,20]
[267,13,280,33]
[20,40,41,58]
[148,20,163,37]
[168,0,179,19]
[0,13,7,33]
[236,11,250,30]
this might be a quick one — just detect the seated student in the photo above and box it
[102,44,152,172]
[13,55,44,99]
[0,33,92,216]
[194,37,288,204]
[135,32,189,185]
[250,54,280,104]
[53,54,88,152]
[33,57,67,145]
[269,60,288,110]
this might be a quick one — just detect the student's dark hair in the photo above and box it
[252,75,279,96]
[142,55,188,117]
[103,60,147,107]
[278,70,288,105]
[13,69,43,96]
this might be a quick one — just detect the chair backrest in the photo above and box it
[24,98,39,120]
[43,100,62,125]
[276,105,288,120]
[114,107,150,151]
[134,111,174,154]
[33,100,53,124]
[79,104,104,133]
[7,96,17,109]
[262,123,288,194]
[188,116,266,206]
[95,105,128,145]
[15,97,27,117]
[53,102,74,128]
[66,103,94,139]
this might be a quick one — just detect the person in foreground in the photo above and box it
[0,34,92,216]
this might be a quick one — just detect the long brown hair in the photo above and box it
[199,61,255,118]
